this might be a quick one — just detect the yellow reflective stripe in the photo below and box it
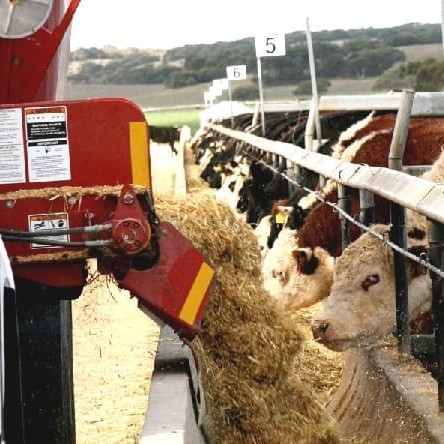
[179,262,214,325]
[129,121,151,188]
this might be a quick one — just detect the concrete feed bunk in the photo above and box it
[329,342,444,443]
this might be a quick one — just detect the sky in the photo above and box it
[70,0,443,51]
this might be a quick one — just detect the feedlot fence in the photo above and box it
[206,92,444,411]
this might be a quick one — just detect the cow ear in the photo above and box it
[407,227,426,241]
[407,245,428,278]
[292,249,319,275]
[290,205,306,229]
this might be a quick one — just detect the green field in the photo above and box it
[65,77,378,109]
[144,107,202,134]
[65,82,209,108]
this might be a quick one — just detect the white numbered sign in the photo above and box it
[210,85,223,97]
[255,34,286,57]
[226,65,247,81]
[212,78,229,90]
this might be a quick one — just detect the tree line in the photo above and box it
[69,23,444,92]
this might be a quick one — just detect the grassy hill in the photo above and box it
[63,76,391,110]
[398,43,443,62]
[65,82,208,108]
[65,43,443,110]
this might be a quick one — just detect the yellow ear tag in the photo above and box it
[275,213,288,225]
[214,165,222,172]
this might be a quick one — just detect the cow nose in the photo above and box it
[311,319,330,340]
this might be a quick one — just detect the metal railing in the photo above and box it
[205,91,444,411]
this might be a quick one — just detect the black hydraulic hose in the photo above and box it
[1,235,112,248]
[0,223,113,238]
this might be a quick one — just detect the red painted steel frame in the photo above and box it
[0,98,151,287]
[122,222,215,338]
[0,0,81,104]
[0,1,84,287]
[0,2,215,338]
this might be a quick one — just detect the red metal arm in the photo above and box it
[0,0,82,104]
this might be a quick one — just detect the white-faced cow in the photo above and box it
[262,227,335,310]
[310,224,431,351]
[311,148,444,351]
[261,114,444,311]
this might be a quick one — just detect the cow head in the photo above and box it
[311,224,431,352]
[267,204,290,249]
[250,161,274,184]
[236,180,263,225]
[264,174,289,200]
[262,230,334,311]
[287,205,307,230]
[236,180,252,214]
[253,215,273,260]
[266,201,307,250]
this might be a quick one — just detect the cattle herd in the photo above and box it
[190,109,444,360]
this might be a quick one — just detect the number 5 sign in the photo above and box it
[226,65,247,81]
[255,34,286,57]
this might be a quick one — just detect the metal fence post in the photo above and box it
[359,189,375,229]
[388,89,414,355]
[390,202,410,354]
[427,220,444,411]
[338,185,351,251]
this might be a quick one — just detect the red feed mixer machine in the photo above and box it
[0,1,215,441]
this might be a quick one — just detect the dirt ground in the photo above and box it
[72,142,176,443]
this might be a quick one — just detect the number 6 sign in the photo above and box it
[255,33,286,57]
[226,65,247,81]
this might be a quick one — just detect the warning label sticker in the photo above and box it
[25,106,71,182]
[0,108,26,184]
[28,213,69,249]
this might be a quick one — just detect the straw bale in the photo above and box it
[156,195,260,274]
[10,249,90,264]
[291,305,343,398]
[155,193,341,443]
[0,184,148,201]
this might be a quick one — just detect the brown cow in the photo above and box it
[262,114,444,311]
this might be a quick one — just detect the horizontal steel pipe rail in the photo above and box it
[207,123,444,226]
[245,92,444,115]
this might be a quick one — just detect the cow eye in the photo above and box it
[361,274,380,291]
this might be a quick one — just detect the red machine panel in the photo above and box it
[0,98,151,284]
[0,0,215,341]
